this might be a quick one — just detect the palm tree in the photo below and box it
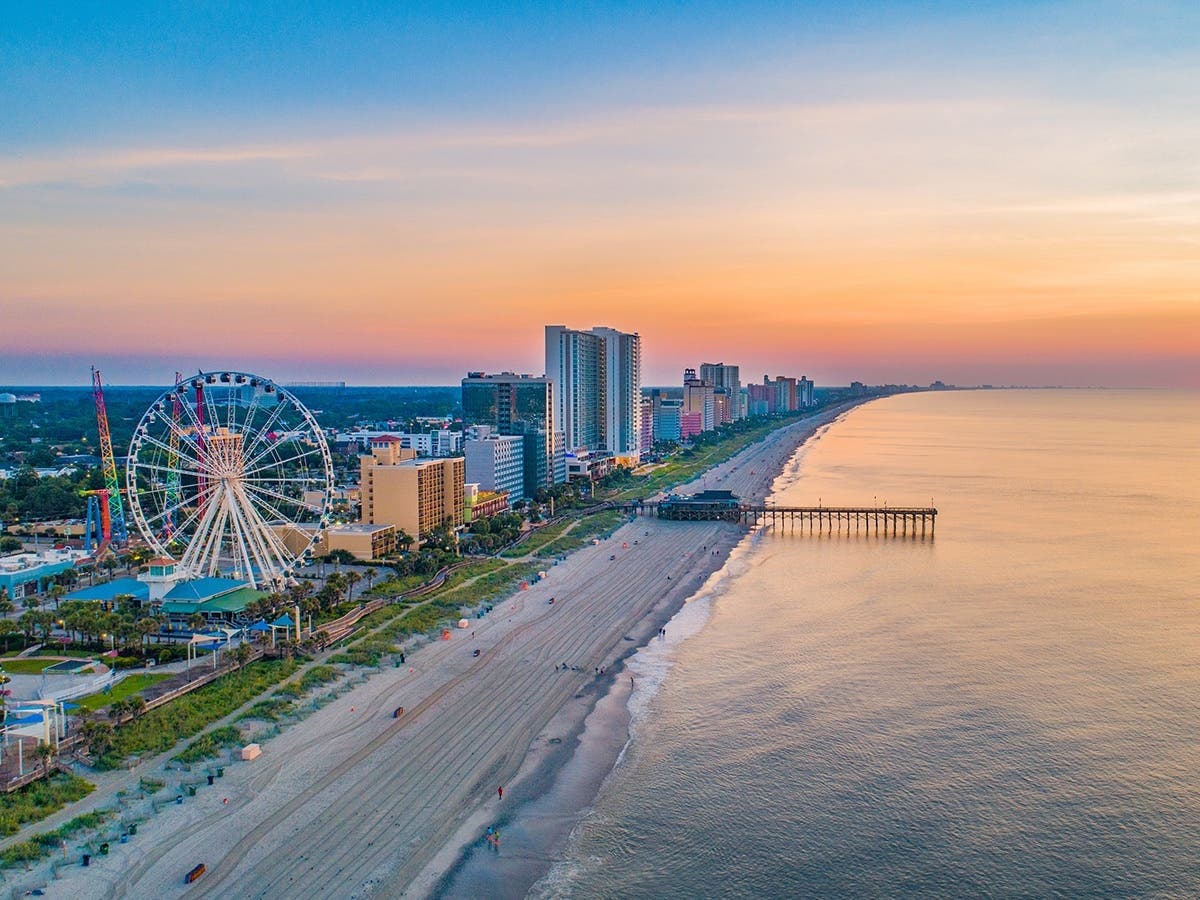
[125,695,147,720]
[81,720,114,757]
[136,616,159,648]
[112,593,137,616]
[0,593,14,618]
[34,741,56,777]
[108,698,129,722]
[344,571,362,604]
[396,530,414,553]
[231,642,252,668]
[48,584,66,611]
[187,612,206,634]
[17,610,39,644]
[35,612,54,644]
[0,618,18,653]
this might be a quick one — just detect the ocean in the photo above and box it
[533,389,1200,898]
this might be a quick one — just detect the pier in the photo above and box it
[621,499,937,537]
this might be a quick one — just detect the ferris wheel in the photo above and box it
[126,371,334,589]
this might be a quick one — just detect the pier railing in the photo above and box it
[622,501,937,537]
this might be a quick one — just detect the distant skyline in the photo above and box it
[2,2,1197,388]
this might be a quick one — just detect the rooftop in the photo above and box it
[163,576,247,602]
[65,577,150,602]
[327,523,393,534]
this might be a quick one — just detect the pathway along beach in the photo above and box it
[50,404,858,900]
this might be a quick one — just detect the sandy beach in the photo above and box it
[30,404,856,900]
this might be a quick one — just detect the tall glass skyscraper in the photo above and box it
[461,372,564,497]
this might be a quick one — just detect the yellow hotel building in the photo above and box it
[360,437,464,543]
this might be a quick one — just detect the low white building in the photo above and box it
[464,428,525,502]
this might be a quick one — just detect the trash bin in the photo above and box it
[120,834,129,844]
[207,774,214,785]
[187,785,196,796]
[176,795,184,804]
[216,767,225,777]
[129,824,138,835]
[100,842,109,855]
[82,854,91,867]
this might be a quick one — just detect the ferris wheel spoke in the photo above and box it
[238,486,301,526]
[241,390,263,436]
[182,486,226,576]
[157,411,203,462]
[241,480,323,516]
[175,385,208,438]
[136,460,211,483]
[240,399,290,462]
[226,383,238,435]
[242,447,321,481]
[242,475,325,486]
[139,483,216,531]
[135,432,216,477]
[234,484,301,580]
[224,493,262,584]
[241,432,315,476]
[201,385,222,438]
[228,486,288,586]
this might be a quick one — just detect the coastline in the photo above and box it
[29,402,865,900]
[422,403,862,899]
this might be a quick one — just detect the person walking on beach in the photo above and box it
[498,785,504,800]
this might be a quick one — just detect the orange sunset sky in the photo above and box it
[1,2,1197,387]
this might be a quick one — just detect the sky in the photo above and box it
[1,1,1197,387]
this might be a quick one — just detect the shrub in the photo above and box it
[95,659,299,769]
[0,774,94,836]
[175,725,243,763]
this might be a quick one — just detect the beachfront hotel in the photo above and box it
[359,436,465,544]
[545,324,643,465]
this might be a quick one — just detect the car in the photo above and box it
[609,554,616,560]
[472,648,480,657]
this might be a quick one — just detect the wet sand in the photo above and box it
[43,405,857,900]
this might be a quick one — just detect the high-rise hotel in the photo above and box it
[545,325,642,464]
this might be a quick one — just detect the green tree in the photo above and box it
[48,583,66,611]
[81,720,115,756]
[0,618,19,652]
[17,610,39,643]
[136,616,160,647]
[0,535,21,553]
[125,695,147,720]
[34,741,56,777]
[231,642,252,667]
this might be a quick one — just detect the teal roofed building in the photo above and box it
[63,577,150,606]
[160,579,268,632]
